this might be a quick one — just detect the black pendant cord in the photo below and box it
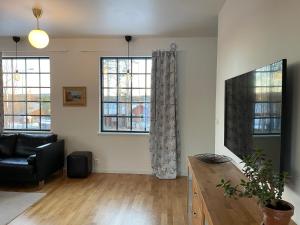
[16,40,17,58]
[127,40,129,59]
[125,36,132,74]
[12,36,20,73]
[15,41,18,73]
[127,41,130,73]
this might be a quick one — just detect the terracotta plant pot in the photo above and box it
[261,200,294,225]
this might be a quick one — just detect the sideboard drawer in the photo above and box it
[192,176,204,225]
[192,197,203,225]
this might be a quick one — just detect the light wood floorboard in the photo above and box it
[0,173,188,225]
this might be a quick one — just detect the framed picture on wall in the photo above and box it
[63,87,86,106]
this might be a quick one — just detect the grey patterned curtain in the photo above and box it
[149,50,179,179]
[0,52,3,132]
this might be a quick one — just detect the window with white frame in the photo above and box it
[2,57,51,131]
[100,57,151,133]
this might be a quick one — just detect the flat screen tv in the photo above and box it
[224,59,287,171]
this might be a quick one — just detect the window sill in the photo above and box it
[3,130,52,134]
[98,131,149,136]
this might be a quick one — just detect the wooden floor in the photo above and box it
[0,173,188,225]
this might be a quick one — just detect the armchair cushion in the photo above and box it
[0,134,18,157]
[0,158,35,181]
[15,133,57,157]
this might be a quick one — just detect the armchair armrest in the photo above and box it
[35,140,65,181]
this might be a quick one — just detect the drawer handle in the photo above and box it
[193,211,197,215]
[194,191,198,195]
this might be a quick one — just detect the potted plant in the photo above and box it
[217,150,294,225]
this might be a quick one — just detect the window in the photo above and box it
[2,57,51,131]
[100,57,151,133]
[253,61,283,135]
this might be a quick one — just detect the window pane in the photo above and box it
[132,89,145,102]
[103,103,117,116]
[27,74,40,87]
[41,74,50,87]
[14,116,26,129]
[4,116,13,129]
[102,59,117,74]
[41,88,50,101]
[4,102,13,115]
[13,88,26,101]
[132,103,144,117]
[118,117,131,131]
[118,103,131,116]
[118,74,131,88]
[2,59,12,73]
[41,102,51,115]
[27,116,40,130]
[132,59,146,73]
[132,117,145,131]
[132,75,145,88]
[118,89,131,102]
[147,59,152,73]
[118,59,131,73]
[146,89,151,102]
[3,73,12,87]
[27,88,40,101]
[13,59,26,73]
[145,117,150,131]
[13,102,26,115]
[103,117,117,130]
[145,103,151,118]
[146,74,151,88]
[27,102,40,115]
[41,116,51,130]
[103,74,117,88]
[40,59,50,73]
[13,73,26,87]
[3,88,13,101]
[103,88,117,102]
[26,59,39,73]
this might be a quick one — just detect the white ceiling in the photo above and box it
[0,0,225,38]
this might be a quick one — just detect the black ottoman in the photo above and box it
[67,151,93,178]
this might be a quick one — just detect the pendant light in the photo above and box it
[12,36,20,77]
[28,7,49,49]
[125,36,132,76]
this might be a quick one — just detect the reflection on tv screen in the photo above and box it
[224,60,286,171]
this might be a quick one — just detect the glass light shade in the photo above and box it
[28,29,49,49]
[13,70,20,81]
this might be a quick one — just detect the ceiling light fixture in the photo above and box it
[12,36,20,76]
[28,7,49,49]
[125,35,132,76]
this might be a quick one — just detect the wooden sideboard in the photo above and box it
[187,156,296,225]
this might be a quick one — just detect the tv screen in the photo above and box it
[224,59,287,171]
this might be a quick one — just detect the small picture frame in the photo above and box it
[63,87,86,106]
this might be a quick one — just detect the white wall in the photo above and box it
[0,36,217,175]
[216,0,300,222]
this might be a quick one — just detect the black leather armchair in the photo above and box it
[0,133,65,184]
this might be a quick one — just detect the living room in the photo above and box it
[0,0,300,225]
